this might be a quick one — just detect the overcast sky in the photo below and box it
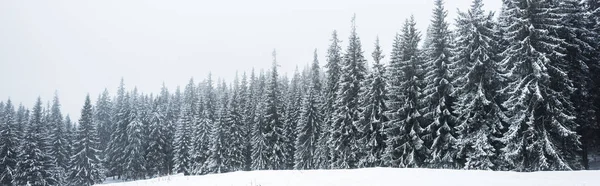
[0,0,502,120]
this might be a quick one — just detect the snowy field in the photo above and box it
[99,168,599,186]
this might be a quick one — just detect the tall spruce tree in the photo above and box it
[499,0,582,171]
[295,50,324,170]
[0,99,19,184]
[384,16,428,168]
[95,89,113,162]
[205,82,231,173]
[124,89,146,180]
[49,93,69,181]
[317,31,343,169]
[329,15,368,169]
[285,67,303,170]
[452,0,504,170]
[16,97,58,186]
[554,0,600,169]
[227,74,246,172]
[145,87,169,176]
[106,79,129,178]
[421,0,459,169]
[262,50,287,169]
[356,38,388,168]
[252,70,271,170]
[69,95,104,186]
[173,79,196,175]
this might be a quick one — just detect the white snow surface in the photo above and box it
[98,168,599,186]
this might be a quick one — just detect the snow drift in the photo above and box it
[99,168,599,186]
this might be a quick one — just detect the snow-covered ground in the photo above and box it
[99,168,599,186]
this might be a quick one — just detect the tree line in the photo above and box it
[1,0,600,185]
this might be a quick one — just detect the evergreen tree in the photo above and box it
[227,74,246,172]
[68,95,104,186]
[329,15,368,169]
[192,75,214,174]
[166,86,182,174]
[285,67,303,169]
[106,79,129,178]
[452,0,504,170]
[554,0,600,169]
[421,0,459,169]
[123,89,147,180]
[145,88,169,176]
[173,79,196,175]
[384,16,428,168]
[240,71,254,171]
[499,0,581,171]
[356,38,388,168]
[95,89,113,161]
[49,93,69,181]
[317,31,343,169]
[16,97,58,186]
[295,50,324,170]
[0,99,19,184]
[262,50,287,169]
[205,82,231,173]
[252,71,270,170]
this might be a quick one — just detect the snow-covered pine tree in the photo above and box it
[263,50,287,170]
[48,93,69,182]
[68,95,104,186]
[173,79,196,175]
[106,78,129,178]
[166,85,182,174]
[205,81,231,174]
[64,114,74,171]
[15,105,28,142]
[227,74,246,172]
[124,89,147,180]
[294,49,323,170]
[499,0,582,171]
[356,37,388,168]
[191,75,214,174]
[421,0,459,169]
[384,16,428,168]
[317,30,343,169]
[0,99,19,184]
[145,85,169,176]
[554,0,600,169]
[252,70,270,170]
[16,97,58,186]
[240,71,254,171]
[95,89,113,162]
[285,67,303,169]
[329,15,368,169]
[452,0,504,170]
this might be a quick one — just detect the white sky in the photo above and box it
[0,0,501,120]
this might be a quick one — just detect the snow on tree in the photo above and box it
[284,67,303,170]
[499,0,582,171]
[356,37,388,168]
[191,75,213,174]
[226,74,246,172]
[0,99,19,184]
[329,15,368,169]
[145,85,170,176]
[421,0,459,169]
[317,30,343,169]
[251,70,270,170]
[106,78,130,178]
[68,95,104,186]
[384,16,428,168]
[123,89,147,180]
[205,81,232,174]
[258,50,287,170]
[451,0,504,170]
[16,97,58,186]
[240,71,254,171]
[173,79,196,175]
[295,50,324,170]
[48,93,69,183]
[553,0,600,169]
[95,89,113,161]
